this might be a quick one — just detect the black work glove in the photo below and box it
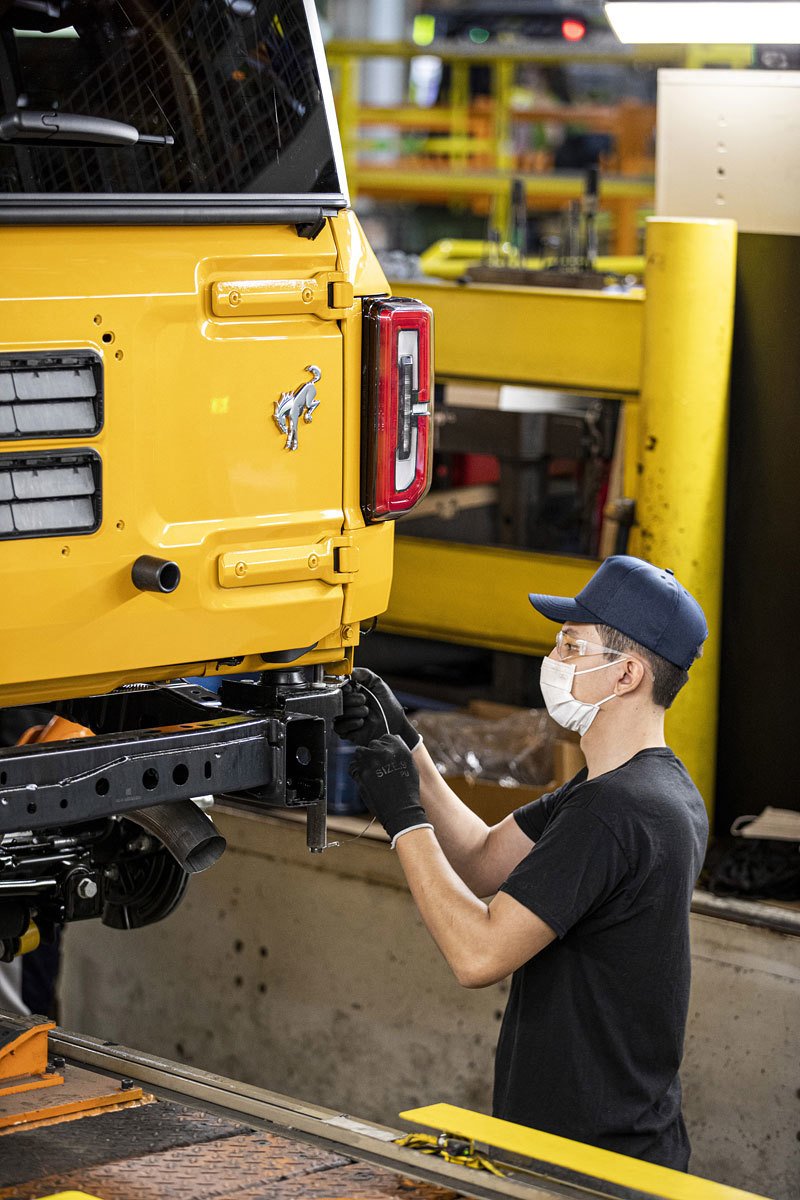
[349,734,431,848]
[333,667,421,750]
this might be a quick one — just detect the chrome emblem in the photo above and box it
[274,365,322,451]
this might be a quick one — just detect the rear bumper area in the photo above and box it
[0,678,344,850]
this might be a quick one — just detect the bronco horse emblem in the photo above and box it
[274,365,322,451]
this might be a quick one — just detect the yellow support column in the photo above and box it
[630,218,737,817]
[489,58,515,238]
[337,55,360,184]
[492,58,515,172]
[449,61,470,172]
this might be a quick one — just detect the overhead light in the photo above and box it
[605,2,800,44]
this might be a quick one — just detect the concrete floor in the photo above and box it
[62,809,800,1200]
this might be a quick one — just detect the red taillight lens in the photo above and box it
[361,297,434,522]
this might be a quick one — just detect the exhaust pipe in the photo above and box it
[131,556,181,594]
[127,801,226,874]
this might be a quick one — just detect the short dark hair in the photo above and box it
[596,624,698,710]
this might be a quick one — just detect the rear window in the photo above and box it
[0,0,343,198]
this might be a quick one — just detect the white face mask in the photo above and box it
[539,655,620,736]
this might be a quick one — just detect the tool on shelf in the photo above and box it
[467,167,634,290]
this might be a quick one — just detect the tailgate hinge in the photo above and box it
[219,534,359,589]
[332,535,360,578]
[212,271,355,320]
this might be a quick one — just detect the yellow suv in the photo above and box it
[0,1,432,953]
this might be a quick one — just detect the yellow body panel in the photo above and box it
[401,1104,771,1200]
[0,217,393,704]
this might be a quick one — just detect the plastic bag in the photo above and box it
[410,708,560,787]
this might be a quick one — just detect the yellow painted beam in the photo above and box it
[354,173,652,259]
[383,540,597,657]
[327,40,687,66]
[355,107,463,129]
[400,1104,771,1200]
[391,279,643,393]
[354,167,653,199]
[417,238,642,281]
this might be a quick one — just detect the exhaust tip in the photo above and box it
[127,801,227,875]
[132,555,181,594]
[183,832,227,874]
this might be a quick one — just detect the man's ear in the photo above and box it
[616,657,647,696]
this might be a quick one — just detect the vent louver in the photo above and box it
[0,449,102,540]
[0,351,103,440]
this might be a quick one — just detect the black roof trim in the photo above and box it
[0,196,346,226]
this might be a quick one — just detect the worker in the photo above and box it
[335,555,708,1171]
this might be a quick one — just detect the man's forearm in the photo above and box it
[348,737,553,986]
[393,827,555,988]
[394,827,494,987]
[412,742,491,889]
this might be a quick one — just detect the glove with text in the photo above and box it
[334,667,421,750]
[349,734,431,847]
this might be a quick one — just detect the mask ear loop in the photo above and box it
[574,658,624,676]
[576,652,652,712]
[577,653,654,687]
[574,658,624,715]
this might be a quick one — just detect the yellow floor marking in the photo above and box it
[399,1104,771,1200]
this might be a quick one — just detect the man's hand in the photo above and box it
[334,668,421,750]
[349,734,431,847]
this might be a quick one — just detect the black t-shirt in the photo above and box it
[494,747,707,1170]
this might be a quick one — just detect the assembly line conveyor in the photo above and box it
[0,1014,770,1200]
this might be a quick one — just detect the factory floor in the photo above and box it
[58,808,800,1200]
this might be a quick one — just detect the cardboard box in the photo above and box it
[438,701,585,826]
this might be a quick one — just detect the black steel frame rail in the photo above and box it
[0,682,329,834]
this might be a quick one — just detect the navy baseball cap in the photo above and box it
[528,555,708,670]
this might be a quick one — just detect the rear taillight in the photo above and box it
[361,297,434,522]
